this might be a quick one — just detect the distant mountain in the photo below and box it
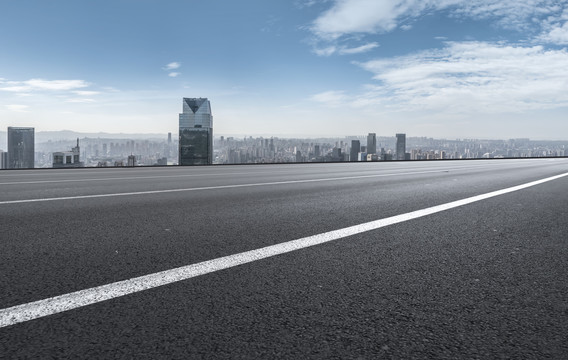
[35,130,169,142]
[0,130,170,150]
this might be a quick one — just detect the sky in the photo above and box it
[1,0,568,139]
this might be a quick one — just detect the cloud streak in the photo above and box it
[0,79,89,93]
[314,42,379,56]
[164,62,181,70]
[311,0,566,42]
[313,42,568,113]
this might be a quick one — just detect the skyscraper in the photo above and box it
[396,133,406,160]
[367,133,377,155]
[179,98,213,165]
[7,127,34,169]
[350,140,360,162]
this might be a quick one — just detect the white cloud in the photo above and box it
[353,42,568,112]
[5,104,29,112]
[541,22,568,44]
[314,42,378,56]
[0,79,89,93]
[310,90,348,104]
[339,42,379,54]
[312,0,417,39]
[313,46,337,56]
[311,0,565,39]
[168,72,181,77]
[164,62,181,70]
[538,8,568,44]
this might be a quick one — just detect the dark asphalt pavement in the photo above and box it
[1,159,567,358]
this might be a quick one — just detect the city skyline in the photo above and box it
[1,1,568,139]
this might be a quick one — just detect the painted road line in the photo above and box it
[1,171,567,328]
[0,169,450,204]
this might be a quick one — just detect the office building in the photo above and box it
[367,133,377,155]
[350,140,360,162]
[53,138,84,168]
[396,133,406,160]
[7,127,35,169]
[179,98,213,165]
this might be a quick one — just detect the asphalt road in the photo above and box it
[1,159,567,359]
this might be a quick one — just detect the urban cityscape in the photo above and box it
[1,98,567,170]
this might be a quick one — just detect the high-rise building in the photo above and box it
[179,98,213,165]
[7,127,34,169]
[350,140,360,162]
[367,133,377,155]
[396,133,406,160]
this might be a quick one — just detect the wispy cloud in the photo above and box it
[314,42,568,113]
[538,8,568,44]
[310,90,348,104]
[164,62,181,70]
[163,62,182,77]
[0,79,89,93]
[295,0,330,9]
[313,46,337,56]
[311,0,565,40]
[339,42,379,54]
[314,42,379,56]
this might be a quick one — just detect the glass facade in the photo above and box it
[179,128,213,165]
[179,98,213,165]
[7,127,35,169]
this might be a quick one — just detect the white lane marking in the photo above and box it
[0,169,449,204]
[1,171,567,328]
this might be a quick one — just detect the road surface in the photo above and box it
[1,159,567,358]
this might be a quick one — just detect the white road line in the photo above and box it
[0,169,449,204]
[1,171,567,328]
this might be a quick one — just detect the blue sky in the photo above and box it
[1,0,568,139]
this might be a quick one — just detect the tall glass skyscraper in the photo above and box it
[396,133,406,160]
[179,98,213,165]
[7,127,35,169]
